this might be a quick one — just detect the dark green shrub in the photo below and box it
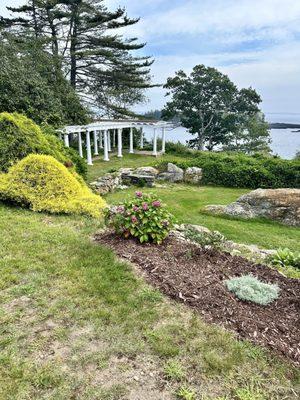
[158,151,300,189]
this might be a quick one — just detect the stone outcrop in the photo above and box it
[184,167,203,184]
[207,189,300,227]
[90,173,122,195]
[157,163,184,182]
[91,163,204,194]
[172,223,276,260]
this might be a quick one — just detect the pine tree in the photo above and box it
[2,0,154,117]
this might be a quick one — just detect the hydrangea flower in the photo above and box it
[135,191,143,198]
[133,205,140,212]
[116,205,125,214]
[142,202,149,211]
[152,200,161,207]
[131,215,138,224]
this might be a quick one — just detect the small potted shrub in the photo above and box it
[105,191,175,244]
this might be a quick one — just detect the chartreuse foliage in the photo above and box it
[0,112,87,177]
[225,275,280,306]
[0,154,106,218]
[105,191,174,244]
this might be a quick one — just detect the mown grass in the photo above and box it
[89,153,300,252]
[87,153,186,182]
[0,203,299,399]
[106,184,300,252]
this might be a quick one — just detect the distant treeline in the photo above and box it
[142,111,300,130]
[269,123,300,129]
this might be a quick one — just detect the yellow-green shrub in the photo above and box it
[0,112,87,178]
[0,154,106,218]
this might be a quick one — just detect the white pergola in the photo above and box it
[61,119,170,165]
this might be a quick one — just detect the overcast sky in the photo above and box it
[2,0,300,122]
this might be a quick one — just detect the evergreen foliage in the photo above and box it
[225,275,280,306]
[0,154,106,217]
[0,32,88,126]
[2,0,154,117]
[0,112,87,177]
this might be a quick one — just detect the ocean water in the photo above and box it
[142,126,300,160]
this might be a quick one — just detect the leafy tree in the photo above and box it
[0,32,88,125]
[224,113,271,154]
[2,0,154,117]
[162,65,262,150]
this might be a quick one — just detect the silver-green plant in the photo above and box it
[225,275,280,306]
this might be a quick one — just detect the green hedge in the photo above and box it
[158,151,300,189]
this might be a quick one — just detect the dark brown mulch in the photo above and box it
[95,232,300,366]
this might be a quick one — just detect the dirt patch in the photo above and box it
[95,232,300,366]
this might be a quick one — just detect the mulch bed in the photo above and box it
[95,232,300,366]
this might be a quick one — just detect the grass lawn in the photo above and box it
[87,152,186,182]
[0,203,299,400]
[90,153,299,252]
[106,184,300,252]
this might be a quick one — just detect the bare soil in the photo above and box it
[95,232,300,366]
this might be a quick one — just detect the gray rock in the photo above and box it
[121,173,155,187]
[135,166,159,176]
[90,173,121,195]
[205,205,226,214]
[224,188,300,226]
[158,163,184,182]
[184,167,203,184]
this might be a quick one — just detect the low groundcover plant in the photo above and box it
[105,191,174,244]
[225,275,280,306]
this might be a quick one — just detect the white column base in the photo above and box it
[86,131,93,165]
[129,127,134,154]
[117,129,123,157]
[152,128,157,156]
[103,130,109,161]
[78,132,83,158]
[93,130,99,155]
[64,134,70,147]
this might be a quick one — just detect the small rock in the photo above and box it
[135,166,159,176]
[184,167,203,184]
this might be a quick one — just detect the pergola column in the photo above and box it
[93,130,99,155]
[64,133,70,147]
[161,127,166,154]
[113,130,116,148]
[129,127,134,154]
[78,132,83,158]
[152,128,157,156]
[108,131,112,152]
[103,130,109,161]
[86,130,93,166]
[99,131,103,149]
[140,128,144,149]
[117,128,123,158]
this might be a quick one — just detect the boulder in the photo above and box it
[135,166,159,176]
[184,167,203,184]
[224,188,300,226]
[158,163,184,182]
[121,173,155,187]
[90,173,121,195]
